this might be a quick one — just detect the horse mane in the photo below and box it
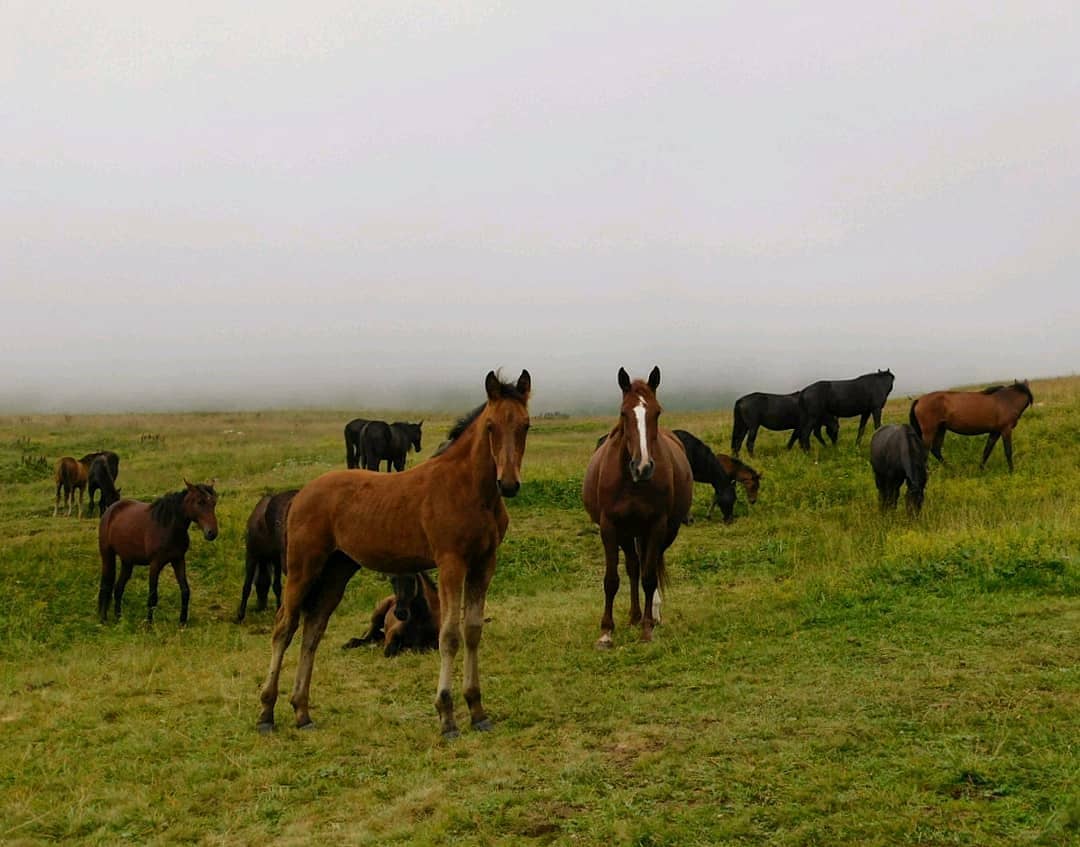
[727,455,760,480]
[149,485,215,527]
[981,384,1005,394]
[1010,380,1034,405]
[440,376,528,448]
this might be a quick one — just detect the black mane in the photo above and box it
[981,384,1006,394]
[149,485,215,527]
[442,377,528,445]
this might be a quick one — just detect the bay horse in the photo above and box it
[54,457,88,517]
[342,571,441,657]
[870,424,928,515]
[583,367,692,647]
[236,489,299,622]
[98,481,219,624]
[798,369,895,450]
[257,370,531,739]
[909,381,1033,472]
[83,450,120,515]
[717,452,761,508]
[731,391,839,457]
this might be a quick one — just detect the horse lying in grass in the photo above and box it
[342,572,440,657]
[870,425,928,515]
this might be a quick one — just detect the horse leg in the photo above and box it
[462,556,496,732]
[1002,429,1015,472]
[272,554,284,610]
[596,520,620,649]
[236,549,258,622]
[146,559,166,623]
[76,485,84,520]
[980,432,1001,469]
[173,558,191,625]
[254,558,271,612]
[98,549,117,622]
[257,554,321,731]
[289,556,356,729]
[872,407,883,430]
[746,425,758,458]
[54,480,61,517]
[435,554,468,738]
[640,522,668,642]
[113,561,134,621]
[621,534,642,627]
[856,413,870,446]
[930,427,946,464]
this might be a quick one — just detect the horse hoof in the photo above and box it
[640,630,654,643]
[442,727,461,741]
[256,722,275,735]
[595,637,613,651]
[297,721,317,731]
[472,718,494,732]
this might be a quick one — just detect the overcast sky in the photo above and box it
[2,1,1078,413]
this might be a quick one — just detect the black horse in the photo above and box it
[344,418,369,469]
[82,450,120,514]
[731,392,839,457]
[798,370,895,450]
[88,456,122,517]
[358,420,423,471]
[236,489,299,622]
[869,424,927,515]
[673,430,739,522]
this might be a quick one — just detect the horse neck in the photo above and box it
[1002,388,1031,415]
[440,409,501,507]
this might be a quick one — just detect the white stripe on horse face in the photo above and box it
[634,396,650,465]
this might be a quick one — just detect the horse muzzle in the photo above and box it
[496,479,520,498]
[393,604,410,622]
[629,459,655,483]
[203,528,218,541]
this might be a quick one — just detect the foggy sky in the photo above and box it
[2,2,1078,413]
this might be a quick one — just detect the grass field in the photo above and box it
[0,378,1077,846]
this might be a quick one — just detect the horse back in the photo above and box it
[99,499,175,562]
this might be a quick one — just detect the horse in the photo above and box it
[54,457,88,517]
[342,571,441,657]
[717,452,761,507]
[583,367,692,647]
[97,481,219,624]
[236,489,299,622]
[731,391,839,456]
[870,424,928,515]
[358,420,424,471]
[909,381,1033,472]
[673,430,737,523]
[344,418,369,468]
[256,369,531,739]
[798,369,895,450]
[87,456,122,517]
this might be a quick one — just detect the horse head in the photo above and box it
[183,479,219,541]
[411,421,423,453]
[389,573,421,622]
[618,365,662,483]
[483,370,532,498]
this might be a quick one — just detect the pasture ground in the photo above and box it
[0,378,1077,846]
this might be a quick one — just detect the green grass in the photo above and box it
[0,379,1077,845]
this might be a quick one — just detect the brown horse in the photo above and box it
[98,481,219,624]
[257,370,531,739]
[716,453,761,506]
[910,381,1034,472]
[583,367,693,648]
[236,489,298,622]
[342,571,441,657]
[54,457,89,517]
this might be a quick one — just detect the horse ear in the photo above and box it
[516,369,531,399]
[485,371,501,401]
[184,478,194,490]
[648,366,661,391]
[618,367,631,393]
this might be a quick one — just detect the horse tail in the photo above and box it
[908,399,922,440]
[731,401,747,453]
[903,428,928,492]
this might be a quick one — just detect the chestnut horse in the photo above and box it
[98,482,219,624]
[54,457,89,518]
[583,367,692,648]
[910,381,1033,472]
[257,370,531,739]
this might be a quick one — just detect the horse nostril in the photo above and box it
[497,480,520,498]
[205,529,218,541]
[393,606,410,622]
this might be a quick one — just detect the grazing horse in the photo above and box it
[88,456,122,517]
[798,369,895,450]
[870,424,928,515]
[342,572,441,657]
[731,391,839,457]
[909,381,1033,472]
[98,481,219,624]
[257,370,531,739]
[236,489,299,622]
[343,418,369,468]
[357,420,424,471]
[583,367,692,647]
[673,430,738,523]
[54,457,88,517]
[82,451,120,515]
[717,452,762,507]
